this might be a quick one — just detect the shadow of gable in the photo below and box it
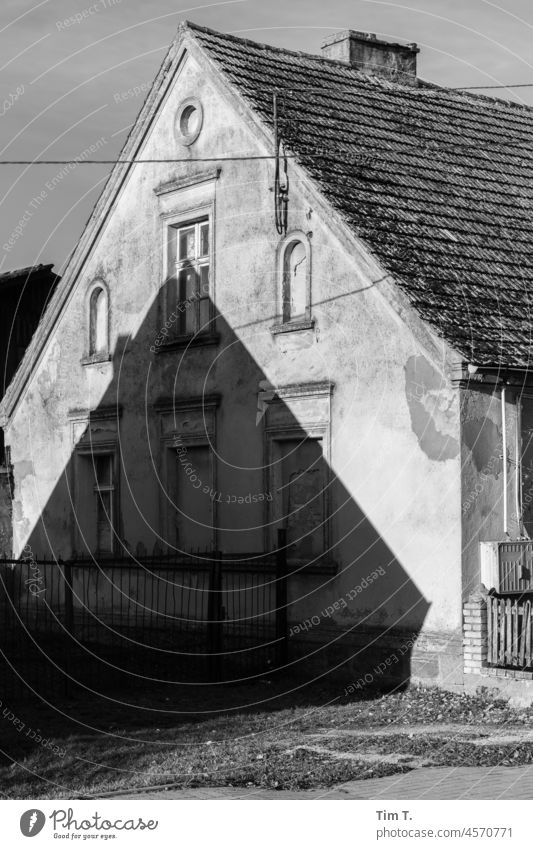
[4,280,429,708]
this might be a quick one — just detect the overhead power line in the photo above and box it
[0,156,288,165]
[0,154,366,165]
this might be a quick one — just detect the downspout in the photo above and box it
[501,386,508,536]
[516,396,522,537]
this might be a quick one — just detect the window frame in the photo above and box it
[73,444,120,556]
[268,431,329,562]
[275,230,313,328]
[159,204,217,349]
[258,381,334,568]
[172,219,210,337]
[92,452,117,555]
[83,279,110,365]
[157,395,220,552]
[175,97,204,147]
[168,438,215,552]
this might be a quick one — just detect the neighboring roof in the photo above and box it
[0,264,58,290]
[188,22,533,369]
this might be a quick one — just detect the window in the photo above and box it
[277,437,326,559]
[173,443,214,551]
[180,105,201,138]
[175,98,203,146]
[267,434,328,560]
[275,232,312,329]
[259,381,333,562]
[74,448,118,555]
[157,395,219,548]
[93,454,115,553]
[283,240,307,322]
[87,283,109,360]
[166,219,210,338]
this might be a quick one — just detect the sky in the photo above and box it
[1,0,533,274]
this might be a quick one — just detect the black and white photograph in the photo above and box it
[1,0,533,842]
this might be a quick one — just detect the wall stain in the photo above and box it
[463,417,502,477]
[405,354,459,461]
[15,460,34,481]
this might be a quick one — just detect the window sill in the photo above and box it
[271,319,315,336]
[81,354,112,366]
[154,332,220,352]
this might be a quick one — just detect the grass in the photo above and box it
[1,680,533,798]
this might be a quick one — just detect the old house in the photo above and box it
[2,23,533,697]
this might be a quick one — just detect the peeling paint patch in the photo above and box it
[405,354,459,461]
[12,500,30,541]
[15,460,34,481]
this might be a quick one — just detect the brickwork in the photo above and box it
[463,586,488,675]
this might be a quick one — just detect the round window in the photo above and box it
[175,98,203,146]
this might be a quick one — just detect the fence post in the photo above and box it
[276,528,288,669]
[0,563,16,696]
[62,559,74,635]
[62,559,74,697]
[0,560,16,632]
[207,552,223,681]
[463,583,488,675]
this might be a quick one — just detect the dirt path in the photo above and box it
[310,722,533,745]
[86,722,533,800]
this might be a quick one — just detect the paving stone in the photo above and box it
[111,766,533,800]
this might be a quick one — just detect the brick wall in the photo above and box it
[463,586,488,674]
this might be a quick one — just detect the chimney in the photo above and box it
[321,30,419,83]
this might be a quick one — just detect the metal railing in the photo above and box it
[0,534,289,701]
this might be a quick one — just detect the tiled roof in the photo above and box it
[189,23,533,369]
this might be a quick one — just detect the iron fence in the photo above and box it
[0,536,289,702]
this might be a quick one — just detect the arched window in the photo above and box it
[281,235,311,324]
[88,284,108,357]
